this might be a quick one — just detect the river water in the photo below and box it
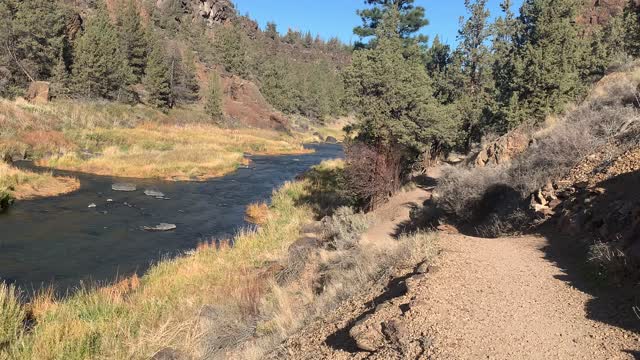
[0,144,342,293]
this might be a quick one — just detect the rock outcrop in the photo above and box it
[579,0,640,26]
[26,81,50,104]
[471,130,531,168]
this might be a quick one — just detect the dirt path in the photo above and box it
[271,188,640,359]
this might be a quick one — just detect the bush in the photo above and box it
[343,142,402,210]
[588,242,630,279]
[321,206,371,250]
[0,188,14,212]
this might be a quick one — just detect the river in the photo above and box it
[0,143,342,293]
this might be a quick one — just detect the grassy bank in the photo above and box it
[0,178,314,359]
[0,162,79,200]
[0,99,310,182]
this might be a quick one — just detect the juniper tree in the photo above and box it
[51,51,71,98]
[116,0,148,82]
[622,0,640,57]
[214,25,249,77]
[265,22,279,40]
[72,5,133,100]
[344,7,458,200]
[1,0,70,95]
[205,72,223,120]
[144,40,172,109]
[511,0,586,123]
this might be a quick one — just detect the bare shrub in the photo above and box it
[321,207,371,250]
[344,142,402,210]
[588,241,631,279]
[433,165,509,221]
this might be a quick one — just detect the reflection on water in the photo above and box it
[0,144,342,293]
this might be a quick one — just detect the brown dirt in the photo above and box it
[271,188,640,359]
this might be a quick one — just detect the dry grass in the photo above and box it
[36,124,310,180]
[0,162,79,200]
[245,202,270,225]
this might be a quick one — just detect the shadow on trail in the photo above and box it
[536,170,640,336]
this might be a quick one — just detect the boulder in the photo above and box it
[473,129,530,167]
[325,136,338,144]
[26,81,50,104]
[151,348,189,360]
[112,183,137,192]
[349,315,385,352]
[143,223,177,232]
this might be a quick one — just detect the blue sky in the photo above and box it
[233,0,524,46]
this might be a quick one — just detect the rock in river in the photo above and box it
[112,183,137,192]
[144,189,165,198]
[143,223,177,232]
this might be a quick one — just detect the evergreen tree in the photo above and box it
[511,0,586,123]
[622,0,640,57]
[144,40,172,109]
[51,50,71,98]
[457,0,495,145]
[5,0,69,87]
[424,36,464,105]
[205,72,223,120]
[344,6,458,206]
[265,22,279,40]
[344,7,455,161]
[303,31,314,48]
[354,0,429,45]
[491,0,522,131]
[72,4,133,100]
[175,49,200,103]
[116,0,148,82]
[283,29,302,45]
[214,25,249,77]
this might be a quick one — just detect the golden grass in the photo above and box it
[0,162,79,200]
[0,179,315,359]
[1,99,313,181]
[245,202,270,225]
[37,124,309,180]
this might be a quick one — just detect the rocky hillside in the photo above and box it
[430,63,640,278]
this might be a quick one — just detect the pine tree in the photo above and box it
[457,0,495,145]
[178,50,200,103]
[144,40,172,110]
[622,0,640,57]
[354,0,429,45]
[215,25,249,77]
[511,0,586,123]
[491,0,522,131]
[51,50,71,98]
[205,72,223,120]
[116,0,148,82]
[72,4,133,100]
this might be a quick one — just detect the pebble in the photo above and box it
[88,203,97,208]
